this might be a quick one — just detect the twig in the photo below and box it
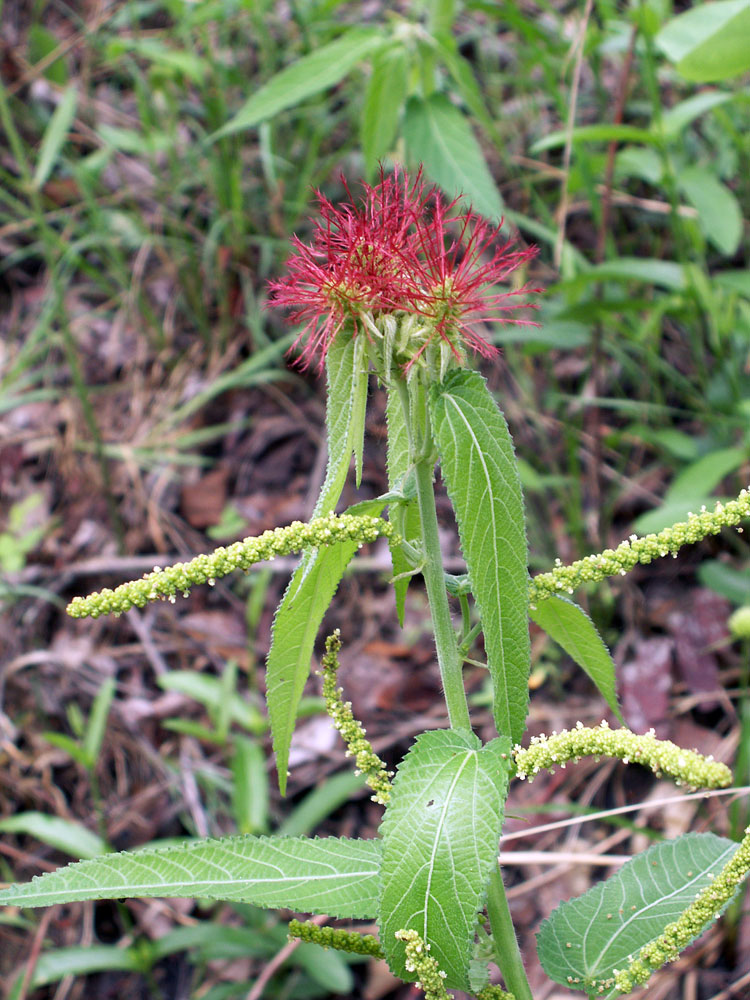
[245,914,329,1000]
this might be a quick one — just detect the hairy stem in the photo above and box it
[414,456,472,732]
[487,868,534,1000]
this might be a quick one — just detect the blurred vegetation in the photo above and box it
[1,0,749,996]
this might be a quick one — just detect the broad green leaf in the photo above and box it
[267,332,369,792]
[660,90,733,138]
[431,370,530,744]
[0,835,382,918]
[378,730,511,990]
[212,29,386,139]
[698,560,750,605]
[0,813,107,860]
[530,124,658,154]
[677,166,743,256]
[33,86,78,190]
[656,0,750,81]
[361,44,409,175]
[267,497,386,794]
[537,833,742,996]
[529,596,622,722]
[386,382,420,625]
[19,945,144,989]
[404,93,504,222]
[575,257,687,291]
[28,24,68,85]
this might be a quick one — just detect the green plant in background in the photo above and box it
[2,168,749,1000]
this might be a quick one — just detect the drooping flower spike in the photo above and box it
[269,165,539,372]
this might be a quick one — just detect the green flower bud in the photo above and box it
[728,606,750,640]
[513,721,732,790]
[320,631,393,805]
[528,489,750,606]
[612,826,750,993]
[395,929,453,1000]
[288,919,383,957]
[67,513,396,619]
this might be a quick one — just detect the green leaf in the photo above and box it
[33,86,78,190]
[28,24,68,85]
[656,0,750,81]
[530,596,622,722]
[677,166,743,257]
[431,370,530,744]
[22,945,144,989]
[530,124,658,155]
[378,730,511,990]
[660,90,734,138]
[267,332,369,793]
[537,833,742,996]
[0,835,382,918]
[427,34,498,141]
[404,93,504,222]
[83,676,115,766]
[361,44,409,175]
[212,28,386,139]
[0,813,107,860]
[698,560,750,606]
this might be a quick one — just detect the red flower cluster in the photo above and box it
[269,167,539,370]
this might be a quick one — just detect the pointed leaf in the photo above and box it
[212,29,386,139]
[530,596,622,722]
[0,813,107,861]
[361,44,409,175]
[404,94,504,222]
[33,85,78,190]
[537,833,742,996]
[431,370,530,744]
[378,729,512,990]
[267,332,369,792]
[0,835,382,918]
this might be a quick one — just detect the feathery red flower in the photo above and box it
[269,167,538,371]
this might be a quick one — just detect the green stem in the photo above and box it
[414,455,472,732]
[487,868,534,1000]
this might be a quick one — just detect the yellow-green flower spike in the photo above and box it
[320,631,393,805]
[476,986,515,1000]
[395,929,453,1000]
[67,513,396,619]
[288,919,384,958]
[728,606,750,640]
[612,826,750,994]
[528,489,750,606]
[513,721,732,790]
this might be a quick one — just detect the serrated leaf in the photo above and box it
[267,332,369,793]
[530,596,622,722]
[212,29,386,139]
[386,382,420,625]
[361,44,409,175]
[404,94,504,222]
[537,833,742,996]
[0,835,382,918]
[656,0,750,82]
[378,730,511,990]
[430,370,529,744]
[677,166,743,256]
